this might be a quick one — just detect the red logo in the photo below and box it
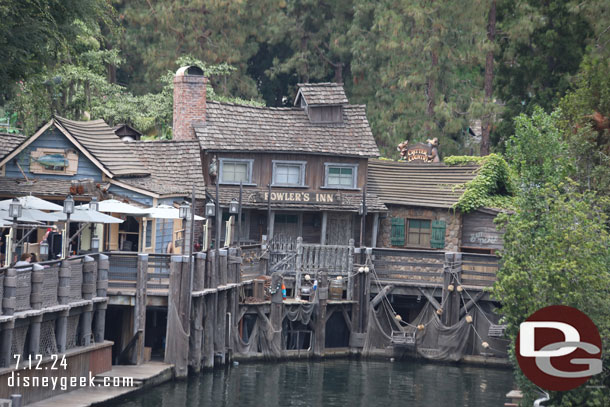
[516,305,602,391]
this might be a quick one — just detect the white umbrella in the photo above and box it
[0,208,52,223]
[146,205,204,220]
[76,199,148,215]
[0,196,62,211]
[51,208,123,224]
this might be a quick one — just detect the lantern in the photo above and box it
[205,201,216,217]
[179,201,191,219]
[91,236,100,251]
[8,198,22,219]
[40,241,49,256]
[229,198,239,214]
[89,197,99,212]
[63,195,74,214]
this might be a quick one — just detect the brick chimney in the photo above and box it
[172,66,207,141]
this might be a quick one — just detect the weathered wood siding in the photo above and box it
[203,152,367,191]
[461,210,503,251]
[4,128,103,181]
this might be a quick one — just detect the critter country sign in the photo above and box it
[516,305,603,391]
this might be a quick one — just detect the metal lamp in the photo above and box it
[229,198,239,214]
[91,236,100,251]
[205,201,216,217]
[40,241,49,256]
[8,198,22,219]
[63,195,74,214]
[179,201,191,219]
[89,197,99,212]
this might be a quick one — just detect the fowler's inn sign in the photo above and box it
[251,191,342,204]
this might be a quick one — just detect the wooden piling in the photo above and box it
[314,272,328,357]
[269,272,284,358]
[194,252,206,291]
[165,255,191,377]
[203,294,215,369]
[134,254,148,364]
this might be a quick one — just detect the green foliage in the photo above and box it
[0,0,115,99]
[492,108,610,406]
[450,153,515,212]
[558,55,610,195]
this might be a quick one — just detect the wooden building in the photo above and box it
[0,117,204,253]
[368,159,504,253]
[171,67,385,246]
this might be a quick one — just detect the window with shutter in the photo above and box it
[390,218,405,246]
[430,220,446,249]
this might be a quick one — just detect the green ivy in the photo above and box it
[447,154,515,212]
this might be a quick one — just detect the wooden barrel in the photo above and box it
[329,279,343,300]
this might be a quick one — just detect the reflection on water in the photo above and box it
[108,359,514,407]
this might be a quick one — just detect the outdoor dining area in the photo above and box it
[0,195,204,267]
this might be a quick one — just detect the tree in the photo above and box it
[493,0,593,147]
[348,0,491,157]
[0,0,114,100]
[493,108,610,406]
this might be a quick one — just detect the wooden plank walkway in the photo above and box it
[28,362,173,407]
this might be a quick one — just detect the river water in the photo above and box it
[108,359,514,407]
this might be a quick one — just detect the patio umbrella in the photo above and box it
[145,205,204,220]
[0,208,53,223]
[51,208,123,224]
[76,199,149,215]
[0,196,62,211]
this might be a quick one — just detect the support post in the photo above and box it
[0,321,14,367]
[56,309,69,353]
[94,303,107,343]
[194,252,206,291]
[346,239,355,301]
[82,256,96,300]
[219,249,228,286]
[165,255,191,377]
[189,296,204,372]
[214,290,227,365]
[269,272,284,358]
[2,268,16,316]
[80,303,93,347]
[294,237,303,299]
[203,295,215,369]
[314,272,328,357]
[94,254,109,343]
[442,252,462,326]
[134,253,148,364]
[28,315,43,356]
[320,212,328,245]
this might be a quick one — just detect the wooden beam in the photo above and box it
[371,284,394,308]
[459,290,485,318]
[417,287,442,311]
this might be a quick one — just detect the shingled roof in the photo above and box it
[54,116,149,177]
[0,177,95,198]
[116,140,205,198]
[367,159,479,209]
[194,102,379,157]
[0,133,26,161]
[295,83,349,106]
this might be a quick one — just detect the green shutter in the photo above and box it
[430,220,446,249]
[390,218,405,246]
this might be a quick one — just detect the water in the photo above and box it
[108,359,514,407]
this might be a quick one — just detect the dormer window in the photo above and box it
[294,83,348,125]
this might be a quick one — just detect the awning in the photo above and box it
[51,208,123,224]
[0,208,54,223]
[145,205,204,220]
[0,196,63,211]
[76,199,149,215]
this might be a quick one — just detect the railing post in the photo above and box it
[133,253,148,364]
[295,237,303,299]
[58,260,71,305]
[30,264,44,310]
[94,254,109,343]
[3,268,16,316]
[219,249,228,286]
[206,249,217,288]
[314,271,328,357]
[82,255,96,301]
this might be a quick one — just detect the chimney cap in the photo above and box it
[176,65,204,77]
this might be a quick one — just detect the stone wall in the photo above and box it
[378,205,462,251]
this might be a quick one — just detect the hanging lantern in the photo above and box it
[229,198,239,214]
[447,284,454,292]
[436,308,443,315]
[40,241,49,256]
[456,285,463,292]
[179,201,191,219]
[465,315,473,323]
[205,201,216,217]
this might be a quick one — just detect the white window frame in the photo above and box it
[219,158,255,185]
[271,160,307,187]
[323,163,358,189]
